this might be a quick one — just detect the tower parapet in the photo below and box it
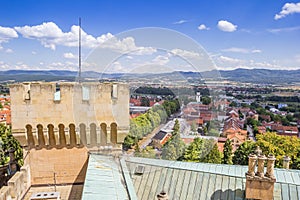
[10,82,129,149]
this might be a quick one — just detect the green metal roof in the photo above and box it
[124,157,300,200]
[81,154,129,200]
[81,154,300,200]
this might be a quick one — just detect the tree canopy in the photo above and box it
[0,124,23,166]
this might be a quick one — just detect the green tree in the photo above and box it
[0,124,23,166]
[256,132,300,168]
[161,143,177,160]
[183,137,203,162]
[223,139,233,164]
[201,96,211,105]
[140,97,150,106]
[201,143,222,164]
[233,140,256,165]
[161,120,185,160]
[172,119,180,136]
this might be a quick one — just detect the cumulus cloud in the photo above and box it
[198,24,210,30]
[5,48,13,53]
[63,52,76,59]
[274,2,300,20]
[218,55,242,64]
[173,20,188,25]
[15,22,157,55]
[0,26,18,50]
[0,26,18,42]
[217,20,237,32]
[170,48,201,59]
[152,55,170,65]
[222,47,262,54]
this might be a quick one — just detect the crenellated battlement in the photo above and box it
[9,82,129,149]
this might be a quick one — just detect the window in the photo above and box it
[112,84,118,99]
[24,84,30,100]
[82,86,90,101]
[54,84,60,101]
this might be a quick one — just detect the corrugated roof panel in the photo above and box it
[276,170,286,183]
[192,172,204,199]
[180,170,191,199]
[220,175,230,199]
[292,172,300,185]
[137,165,152,199]
[174,169,186,199]
[228,165,236,177]
[155,167,167,196]
[214,174,223,191]
[235,178,245,199]
[141,166,157,200]
[163,168,173,192]
[284,171,295,184]
[297,186,300,200]
[199,173,210,199]
[206,173,217,199]
[228,176,236,199]
[289,184,298,200]
[186,171,198,200]
[281,183,290,200]
[168,169,180,199]
[148,168,162,200]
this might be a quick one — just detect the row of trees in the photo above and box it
[124,99,180,150]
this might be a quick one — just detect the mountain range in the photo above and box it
[0,68,299,84]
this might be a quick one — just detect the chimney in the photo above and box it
[157,191,168,200]
[245,154,276,200]
[282,155,291,169]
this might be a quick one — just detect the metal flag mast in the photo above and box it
[78,17,82,82]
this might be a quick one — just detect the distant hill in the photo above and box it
[0,68,299,84]
[219,68,300,84]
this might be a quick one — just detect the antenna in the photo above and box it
[78,17,82,82]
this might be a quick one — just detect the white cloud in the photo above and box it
[0,26,18,43]
[222,47,262,54]
[5,48,13,53]
[198,24,210,30]
[32,51,37,55]
[268,26,300,33]
[170,48,201,59]
[251,49,262,53]
[275,2,300,20]
[295,54,300,63]
[217,20,237,32]
[173,20,188,25]
[152,55,170,65]
[15,22,157,55]
[0,26,18,50]
[63,52,76,59]
[218,55,242,64]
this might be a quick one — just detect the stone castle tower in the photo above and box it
[9,82,129,185]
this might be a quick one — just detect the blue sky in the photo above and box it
[0,0,300,72]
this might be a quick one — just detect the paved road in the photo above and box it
[138,123,166,149]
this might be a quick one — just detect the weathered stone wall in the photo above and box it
[24,147,88,185]
[0,165,30,200]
